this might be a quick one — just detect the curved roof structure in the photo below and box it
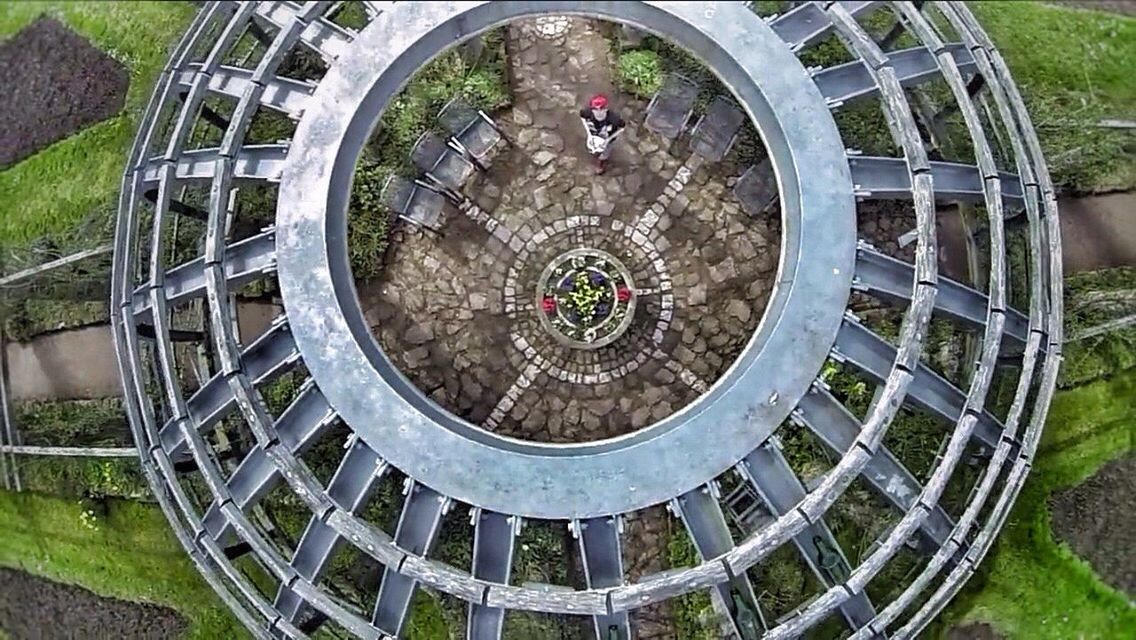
[111,2,1062,638]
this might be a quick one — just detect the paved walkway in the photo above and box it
[1057,191,1136,274]
[5,325,120,401]
[4,301,285,402]
[361,18,779,446]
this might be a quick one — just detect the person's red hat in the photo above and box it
[589,94,609,109]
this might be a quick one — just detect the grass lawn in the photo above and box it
[0,1,195,250]
[0,490,247,639]
[935,367,1136,639]
[972,1,1136,193]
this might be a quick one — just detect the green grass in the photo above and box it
[0,1,196,249]
[1059,266,1136,387]
[971,1,1136,193]
[936,367,1136,639]
[404,591,449,640]
[0,490,247,639]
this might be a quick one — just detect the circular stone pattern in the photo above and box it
[538,248,636,349]
[275,1,857,518]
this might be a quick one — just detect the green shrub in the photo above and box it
[343,31,511,282]
[14,399,128,446]
[667,528,717,640]
[373,35,511,170]
[259,371,300,416]
[18,457,148,499]
[348,160,395,282]
[616,49,663,99]
[404,591,450,640]
[1059,266,1136,387]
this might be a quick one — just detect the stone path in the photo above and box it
[360,17,780,445]
[5,326,120,401]
[1057,191,1136,274]
[3,301,285,403]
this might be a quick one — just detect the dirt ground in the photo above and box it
[0,567,186,639]
[1048,1,1136,17]
[0,16,128,168]
[1048,453,1136,596]
[947,621,1004,640]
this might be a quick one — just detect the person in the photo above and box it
[579,94,625,174]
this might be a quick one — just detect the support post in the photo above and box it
[0,332,20,491]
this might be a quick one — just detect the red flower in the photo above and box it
[617,286,632,302]
[542,296,557,314]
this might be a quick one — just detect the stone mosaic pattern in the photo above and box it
[357,22,781,637]
[361,45,780,445]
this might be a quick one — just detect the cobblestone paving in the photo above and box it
[361,17,780,444]
[357,17,781,638]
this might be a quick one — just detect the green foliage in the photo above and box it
[348,160,394,282]
[667,528,716,640]
[616,49,662,99]
[14,399,126,446]
[246,108,296,146]
[747,2,792,18]
[971,2,1136,193]
[626,38,769,166]
[17,458,148,500]
[259,370,305,417]
[2,299,107,341]
[1060,266,1136,387]
[796,34,855,69]
[833,102,899,156]
[0,207,115,339]
[937,368,1136,639]
[9,399,142,498]
[345,30,511,282]
[331,2,370,31]
[405,591,450,640]
[374,34,511,171]
[1061,328,1136,387]
[503,522,585,640]
[0,491,247,638]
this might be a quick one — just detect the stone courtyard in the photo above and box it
[356,22,782,635]
[358,17,782,445]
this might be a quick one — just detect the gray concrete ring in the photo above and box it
[276,1,857,518]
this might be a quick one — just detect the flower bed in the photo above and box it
[537,249,636,349]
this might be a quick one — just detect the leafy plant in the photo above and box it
[347,160,394,282]
[616,49,662,98]
[14,399,127,446]
[345,30,512,282]
[667,528,717,640]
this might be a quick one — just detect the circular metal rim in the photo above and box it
[536,247,638,350]
[107,1,1067,634]
[276,0,857,518]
